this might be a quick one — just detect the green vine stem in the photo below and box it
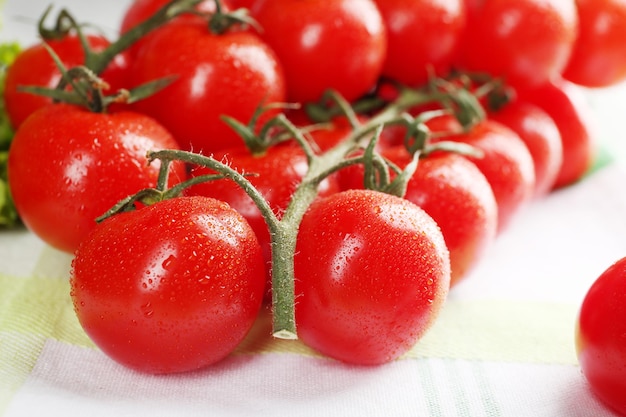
[95,78,487,339]
[141,85,477,339]
[37,0,204,77]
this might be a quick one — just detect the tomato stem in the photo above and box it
[113,82,487,340]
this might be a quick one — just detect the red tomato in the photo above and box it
[428,115,536,233]
[339,149,497,286]
[576,257,626,415]
[7,103,186,253]
[185,145,340,278]
[457,0,578,89]
[3,34,130,129]
[71,195,266,374]
[517,77,597,189]
[563,0,626,87]
[119,0,225,58]
[489,101,563,196]
[249,0,387,103]
[374,0,467,87]
[129,16,286,153]
[294,189,450,365]
[391,150,497,286]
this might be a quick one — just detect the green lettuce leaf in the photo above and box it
[0,42,22,227]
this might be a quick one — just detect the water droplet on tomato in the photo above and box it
[162,255,176,270]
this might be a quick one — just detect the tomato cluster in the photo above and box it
[2,0,625,387]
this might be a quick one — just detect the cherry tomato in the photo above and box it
[373,0,467,87]
[4,34,130,129]
[129,16,286,153]
[7,103,186,253]
[185,144,340,280]
[71,195,266,374]
[294,189,450,365]
[489,100,563,196]
[339,149,497,287]
[562,0,626,87]
[576,256,626,415]
[249,0,387,103]
[517,77,597,189]
[119,0,225,58]
[457,0,578,89]
[428,115,536,233]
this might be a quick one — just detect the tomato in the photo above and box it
[427,115,535,233]
[294,189,450,365]
[129,16,286,153]
[119,0,225,58]
[339,149,497,287]
[562,0,626,87]
[185,144,340,281]
[517,77,597,189]
[3,34,130,129]
[70,195,266,374]
[7,103,186,253]
[457,0,578,89]
[576,257,626,415]
[249,0,387,103]
[488,100,563,196]
[373,0,467,87]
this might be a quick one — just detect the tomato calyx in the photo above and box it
[18,47,174,113]
[207,0,260,35]
[37,0,204,76]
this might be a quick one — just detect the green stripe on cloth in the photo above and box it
[234,300,579,365]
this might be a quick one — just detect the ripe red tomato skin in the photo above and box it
[129,17,286,154]
[338,150,497,287]
[488,101,563,197]
[393,150,497,286]
[457,0,578,89]
[119,0,225,58]
[562,0,626,87]
[576,257,626,415]
[249,0,387,104]
[4,35,130,129]
[517,78,597,190]
[70,196,266,374]
[374,0,467,87]
[428,116,536,234]
[7,103,186,254]
[294,189,450,365]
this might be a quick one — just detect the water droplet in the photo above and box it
[162,254,176,270]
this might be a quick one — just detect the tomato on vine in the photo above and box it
[373,0,467,88]
[294,189,450,365]
[562,0,626,87]
[339,148,497,287]
[457,0,578,89]
[71,195,266,374]
[119,0,227,58]
[8,103,186,253]
[427,115,536,233]
[517,77,597,189]
[129,12,286,153]
[4,33,130,129]
[249,0,387,104]
[488,100,563,196]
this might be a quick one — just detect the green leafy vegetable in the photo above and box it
[0,42,22,227]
